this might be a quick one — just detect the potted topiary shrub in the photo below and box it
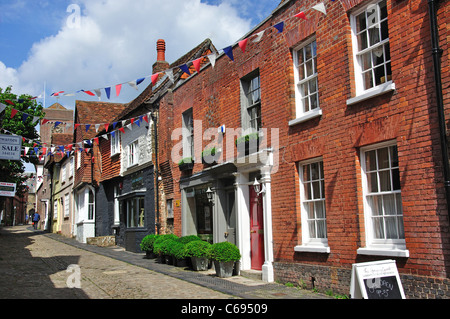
[185,240,212,271]
[153,234,178,263]
[209,241,241,278]
[140,234,158,259]
[174,235,202,267]
[178,157,194,171]
[235,132,260,156]
[171,241,189,267]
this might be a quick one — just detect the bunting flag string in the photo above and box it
[1,2,330,158]
[48,2,328,100]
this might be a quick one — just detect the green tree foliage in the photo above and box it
[0,86,45,196]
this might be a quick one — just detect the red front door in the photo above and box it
[250,186,264,270]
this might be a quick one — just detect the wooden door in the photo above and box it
[249,186,264,270]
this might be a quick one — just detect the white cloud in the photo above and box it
[0,0,254,108]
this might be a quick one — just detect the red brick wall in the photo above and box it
[157,0,450,296]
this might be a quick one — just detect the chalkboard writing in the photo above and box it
[363,275,402,299]
[350,260,405,299]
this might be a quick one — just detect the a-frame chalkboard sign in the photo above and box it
[350,260,405,299]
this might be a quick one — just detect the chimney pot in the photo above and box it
[157,39,166,62]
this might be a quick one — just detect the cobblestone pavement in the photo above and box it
[0,225,333,301]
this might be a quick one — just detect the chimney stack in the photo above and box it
[153,39,169,75]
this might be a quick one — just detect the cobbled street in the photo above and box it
[0,225,333,305]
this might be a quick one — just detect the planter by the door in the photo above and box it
[165,255,173,265]
[145,251,156,259]
[157,255,166,264]
[175,258,188,268]
[191,257,209,271]
[213,260,235,278]
[233,261,240,276]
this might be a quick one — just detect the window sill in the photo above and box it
[294,245,330,254]
[346,81,395,106]
[289,109,322,126]
[357,247,409,258]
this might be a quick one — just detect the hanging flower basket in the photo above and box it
[235,132,260,156]
[178,157,194,171]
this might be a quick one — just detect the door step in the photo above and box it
[240,269,262,281]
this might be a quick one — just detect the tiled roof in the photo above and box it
[75,100,128,140]
[113,38,216,121]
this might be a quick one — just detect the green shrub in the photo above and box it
[184,240,212,258]
[177,235,202,245]
[209,241,241,262]
[153,234,178,255]
[140,234,158,252]
[178,157,193,166]
[235,132,259,146]
[170,241,188,260]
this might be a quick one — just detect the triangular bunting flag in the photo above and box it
[128,80,139,90]
[105,87,111,99]
[105,123,109,132]
[253,30,265,43]
[10,109,18,118]
[0,103,6,113]
[193,58,202,73]
[42,119,49,125]
[75,123,81,130]
[295,11,307,20]
[312,3,326,15]
[102,134,108,140]
[143,114,149,123]
[151,73,159,86]
[116,84,122,97]
[94,89,102,100]
[95,124,100,132]
[165,69,174,83]
[119,127,125,134]
[94,137,99,144]
[22,113,29,123]
[223,46,234,61]
[274,21,284,33]
[179,64,191,76]
[85,124,91,132]
[83,90,95,96]
[112,122,118,129]
[239,39,248,53]
[207,53,217,68]
[136,77,145,85]
[126,123,132,131]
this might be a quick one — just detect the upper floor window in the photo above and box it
[61,163,67,182]
[240,71,261,132]
[69,157,74,177]
[128,139,139,167]
[111,131,120,156]
[293,39,319,118]
[351,0,391,94]
[182,109,194,158]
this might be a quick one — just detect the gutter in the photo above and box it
[428,0,450,219]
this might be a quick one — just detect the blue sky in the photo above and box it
[0,0,279,172]
[0,0,278,110]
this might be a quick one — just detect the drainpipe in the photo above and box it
[428,0,450,219]
[151,110,161,235]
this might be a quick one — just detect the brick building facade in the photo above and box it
[155,0,450,298]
